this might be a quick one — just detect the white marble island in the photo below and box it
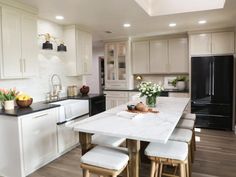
[74,97,190,177]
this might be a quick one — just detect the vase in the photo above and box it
[146,96,157,108]
[2,100,15,110]
[176,81,186,91]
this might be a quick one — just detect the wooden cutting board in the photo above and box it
[126,109,159,114]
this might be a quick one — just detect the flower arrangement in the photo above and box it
[138,82,164,97]
[0,88,18,101]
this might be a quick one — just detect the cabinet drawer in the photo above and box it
[168,92,189,98]
[104,91,129,98]
[105,81,127,89]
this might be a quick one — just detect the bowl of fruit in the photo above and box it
[16,94,33,108]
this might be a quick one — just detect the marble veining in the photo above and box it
[74,97,190,143]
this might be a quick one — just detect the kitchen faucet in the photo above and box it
[49,74,62,101]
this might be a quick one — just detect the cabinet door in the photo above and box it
[83,32,92,74]
[21,14,38,77]
[212,32,235,54]
[132,41,149,74]
[117,42,127,81]
[150,40,168,73]
[105,43,116,81]
[106,97,115,110]
[77,30,92,75]
[1,8,22,78]
[169,38,188,73]
[190,33,212,55]
[57,123,76,153]
[21,109,58,175]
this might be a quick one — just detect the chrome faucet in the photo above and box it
[49,74,62,101]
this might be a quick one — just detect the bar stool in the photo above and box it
[92,134,126,147]
[80,146,129,177]
[177,119,196,153]
[181,113,196,121]
[145,141,189,177]
[169,128,193,176]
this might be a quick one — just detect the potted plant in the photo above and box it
[171,76,187,91]
[138,82,164,107]
[0,88,18,110]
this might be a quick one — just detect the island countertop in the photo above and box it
[74,96,190,143]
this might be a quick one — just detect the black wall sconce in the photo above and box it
[38,33,67,52]
[57,41,67,52]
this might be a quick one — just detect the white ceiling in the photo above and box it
[134,0,226,16]
[17,0,236,42]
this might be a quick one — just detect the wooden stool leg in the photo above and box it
[154,163,159,177]
[150,161,156,177]
[193,130,196,151]
[188,144,192,177]
[83,169,89,177]
[186,161,190,177]
[180,164,186,177]
[158,164,163,177]
[122,166,129,177]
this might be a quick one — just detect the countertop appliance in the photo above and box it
[191,55,234,130]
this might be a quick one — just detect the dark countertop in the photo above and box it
[0,102,60,117]
[104,89,189,93]
[0,94,105,117]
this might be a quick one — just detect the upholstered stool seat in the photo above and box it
[145,141,189,177]
[170,128,192,142]
[92,134,126,147]
[145,141,188,161]
[177,119,195,130]
[81,146,129,177]
[181,113,196,121]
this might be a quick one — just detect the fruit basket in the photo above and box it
[16,94,33,108]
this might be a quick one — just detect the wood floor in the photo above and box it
[28,129,236,177]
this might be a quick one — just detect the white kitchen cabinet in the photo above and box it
[0,7,37,79]
[189,31,235,56]
[169,38,188,73]
[189,33,212,55]
[132,41,149,74]
[104,91,129,110]
[212,32,235,54]
[57,115,89,153]
[21,109,58,175]
[105,42,129,89]
[64,26,92,76]
[150,40,168,73]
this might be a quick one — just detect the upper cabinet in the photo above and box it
[105,41,130,89]
[168,38,188,73]
[189,33,212,55]
[132,37,188,74]
[189,31,235,56]
[211,32,235,55]
[0,7,38,79]
[64,26,92,76]
[132,41,149,74]
[150,40,168,73]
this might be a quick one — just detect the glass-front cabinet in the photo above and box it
[105,42,128,89]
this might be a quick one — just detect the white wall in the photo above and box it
[0,19,83,102]
[85,46,104,94]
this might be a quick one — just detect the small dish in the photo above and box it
[127,104,135,110]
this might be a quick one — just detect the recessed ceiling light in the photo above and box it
[123,23,131,28]
[55,16,64,20]
[169,23,176,27]
[198,20,207,24]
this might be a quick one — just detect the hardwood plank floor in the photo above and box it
[29,129,236,177]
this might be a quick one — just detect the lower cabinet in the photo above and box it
[21,109,58,176]
[57,115,89,153]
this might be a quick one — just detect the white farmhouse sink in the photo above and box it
[50,99,89,123]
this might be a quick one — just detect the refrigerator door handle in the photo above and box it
[212,61,215,96]
[209,61,212,96]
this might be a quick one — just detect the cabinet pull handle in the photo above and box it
[23,59,26,73]
[33,113,48,119]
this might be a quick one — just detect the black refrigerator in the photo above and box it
[191,55,234,130]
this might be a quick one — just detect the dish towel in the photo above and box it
[116,111,139,119]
